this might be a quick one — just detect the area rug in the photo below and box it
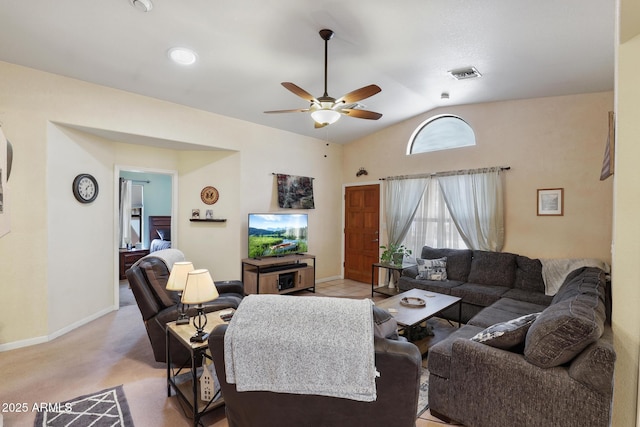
[417,367,429,416]
[34,385,134,427]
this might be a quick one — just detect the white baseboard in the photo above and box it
[316,275,342,283]
[0,306,115,352]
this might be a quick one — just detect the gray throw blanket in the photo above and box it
[224,294,377,402]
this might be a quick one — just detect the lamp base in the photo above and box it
[175,314,190,325]
[190,330,210,343]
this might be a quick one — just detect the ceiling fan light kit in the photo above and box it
[265,29,382,128]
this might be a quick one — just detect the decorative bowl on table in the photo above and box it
[400,296,426,308]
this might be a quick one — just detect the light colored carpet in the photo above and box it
[0,285,227,427]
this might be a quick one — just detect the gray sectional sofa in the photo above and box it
[399,247,555,323]
[398,247,614,427]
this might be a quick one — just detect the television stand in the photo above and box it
[241,254,316,295]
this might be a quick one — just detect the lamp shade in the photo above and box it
[181,269,219,304]
[166,261,194,291]
[311,109,341,125]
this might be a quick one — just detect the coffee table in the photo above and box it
[375,288,462,341]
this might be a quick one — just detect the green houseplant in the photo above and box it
[379,243,412,266]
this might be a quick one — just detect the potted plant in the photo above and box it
[379,243,412,267]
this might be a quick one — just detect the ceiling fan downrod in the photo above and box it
[319,29,334,100]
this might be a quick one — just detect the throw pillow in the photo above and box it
[373,306,399,340]
[470,313,541,350]
[416,257,448,281]
[524,290,605,368]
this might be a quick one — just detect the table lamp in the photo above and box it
[166,261,194,325]
[181,269,219,342]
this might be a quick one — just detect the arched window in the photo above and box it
[407,114,476,154]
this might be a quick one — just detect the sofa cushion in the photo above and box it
[397,276,463,295]
[501,288,554,306]
[420,247,472,282]
[467,251,517,288]
[552,267,606,305]
[450,283,509,307]
[524,285,606,368]
[468,298,548,328]
[373,306,399,340]
[416,257,448,281]
[139,259,181,308]
[470,313,540,350]
[514,255,545,293]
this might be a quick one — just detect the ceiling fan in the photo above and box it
[265,29,382,128]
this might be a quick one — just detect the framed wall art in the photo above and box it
[537,188,564,216]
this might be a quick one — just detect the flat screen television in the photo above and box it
[248,213,308,258]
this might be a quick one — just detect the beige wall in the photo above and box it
[0,61,344,348]
[344,92,614,263]
[611,13,640,426]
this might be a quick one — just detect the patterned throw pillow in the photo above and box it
[470,313,541,350]
[416,257,448,281]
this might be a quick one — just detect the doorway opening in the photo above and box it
[115,166,178,308]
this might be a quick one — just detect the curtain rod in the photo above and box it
[379,166,510,181]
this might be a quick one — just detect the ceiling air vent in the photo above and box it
[448,67,482,80]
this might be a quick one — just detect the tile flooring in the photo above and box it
[301,278,459,426]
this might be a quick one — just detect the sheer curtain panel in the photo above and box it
[437,167,504,251]
[119,179,132,249]
[384,177,430,249]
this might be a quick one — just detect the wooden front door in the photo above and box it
[344,184,380,283]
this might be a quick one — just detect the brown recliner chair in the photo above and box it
[125,250,243,364]
[208,323,422,427]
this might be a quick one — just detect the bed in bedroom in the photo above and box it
[149,215,172,252]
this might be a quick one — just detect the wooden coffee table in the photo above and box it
[375,288,462,341]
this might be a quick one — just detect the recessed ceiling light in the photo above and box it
[129,0,153,12]
[168,47,198,66]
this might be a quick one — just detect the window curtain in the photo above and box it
[403,180,467,256]
[119,178,132,248]
[384,177,431,250]
[437,167,504,251]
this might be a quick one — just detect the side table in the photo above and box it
[166,310,232,427]
[371,262,415,297]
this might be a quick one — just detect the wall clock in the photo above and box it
[72,173,99,203]
[200,186,219,205]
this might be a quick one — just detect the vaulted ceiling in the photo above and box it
[0,0,615,144]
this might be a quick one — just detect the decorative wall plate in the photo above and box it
[200,186,219,205]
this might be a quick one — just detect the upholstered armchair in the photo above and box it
[125,249,243,364]
[208,295,422,427]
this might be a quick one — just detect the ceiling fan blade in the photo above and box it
[281,82,318,103]
[264,108,310,114]
[336,84,381,104]
[314,121,329,129]
[341,109,383,120]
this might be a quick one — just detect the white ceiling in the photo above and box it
[0,0,615,145]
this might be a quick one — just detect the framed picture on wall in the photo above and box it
[537,188,564,216]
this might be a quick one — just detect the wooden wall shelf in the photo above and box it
[189,219,227,222]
